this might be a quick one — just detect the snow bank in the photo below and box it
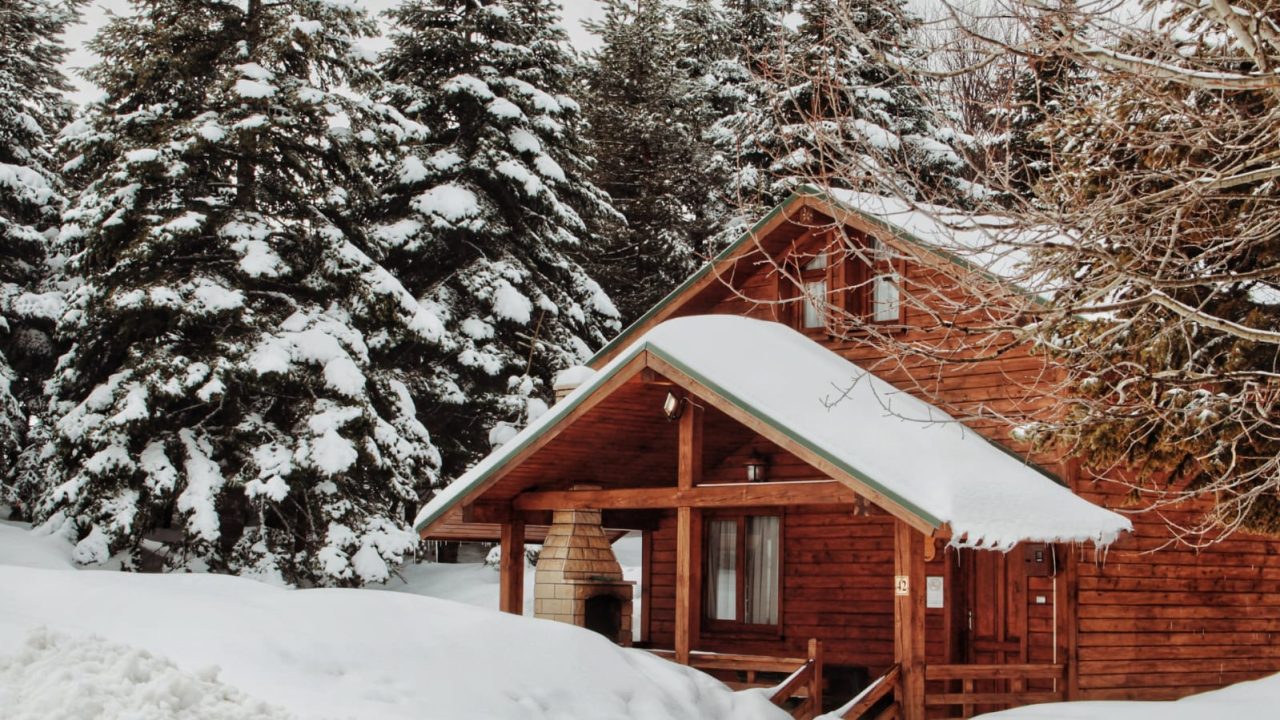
[0,628,293,720]
[0,528,782,720]
[976,672,1280,719]
[0,520,75,570]
[417,316,1130,550]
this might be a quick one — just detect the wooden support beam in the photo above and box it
[675,506,697,664]
[499,520,525,615]
[894,519,926,720]
[678,400,703,490]
[1063,545,1080,700]
[463,502,656,530]
[807,638,824,715]
[675,400,703,665]
[645,352,937,536]
[514,480,857,511]
[641,530,653,644]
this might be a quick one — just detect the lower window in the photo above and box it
[704,514,781,627]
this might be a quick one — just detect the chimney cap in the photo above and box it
[553,365,596,393]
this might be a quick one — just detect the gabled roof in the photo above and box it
[415,316,1130,550]
[589,185,1051,368]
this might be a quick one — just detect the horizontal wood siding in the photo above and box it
[1073,478,1280,700]
[648,505,956,672]
[645,208,1280,703]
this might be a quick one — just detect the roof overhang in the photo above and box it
[416,316,1131,550]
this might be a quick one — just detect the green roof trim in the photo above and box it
[587,184,1049,367]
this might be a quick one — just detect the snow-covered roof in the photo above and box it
[416,315,1130,550]
[824,188,1060,298]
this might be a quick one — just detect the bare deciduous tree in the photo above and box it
[724,0,1280,544]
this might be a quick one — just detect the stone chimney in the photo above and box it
[533,505,634,645]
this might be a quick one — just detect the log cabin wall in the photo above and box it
[642,207,1280,700]
[646,506,960,672]
[1072,476,1280,700]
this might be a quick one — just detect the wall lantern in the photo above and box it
[662,392,684,421]
[745,452,769,482]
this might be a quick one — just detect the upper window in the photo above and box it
[800,252,829,329]
[781,230,902,331]
[870,238,901,323]
[704,514,781,627]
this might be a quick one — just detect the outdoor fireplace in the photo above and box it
[533,506,634,645]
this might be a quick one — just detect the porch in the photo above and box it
[415,316,1128,720]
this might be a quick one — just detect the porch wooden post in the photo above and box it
[499,520,525,615]
[894,519,926,720]
[674,401,703,664]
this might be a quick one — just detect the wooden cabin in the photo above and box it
[415,187,1280,719]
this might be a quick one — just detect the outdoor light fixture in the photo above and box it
[745,452,768,482]
[662,392,684,421]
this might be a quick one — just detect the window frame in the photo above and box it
[701,510,785,638]
[867,236,905,327]
[776,228,905,333]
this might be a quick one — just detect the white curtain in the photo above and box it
[802,279,827,328]
[872,238,900,322]
[745,516,780,625]
[704,520,737,621]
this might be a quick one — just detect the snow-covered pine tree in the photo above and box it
[984,8,1084,204]
[36,0,442,586]
[582,0,708,319]
[0,0,81,516]
[376,0,621,479]
[687,0,789,244]
[723,0,972,204]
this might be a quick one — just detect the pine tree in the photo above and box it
[688,0,789,244]
[985,8,1084,203]
[0,0,81,515]
[376,0,621,480]
[35,0,441,586]
[721,0,972,205]
[582,0,707,320]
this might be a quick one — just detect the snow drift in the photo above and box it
[0,522,783,720]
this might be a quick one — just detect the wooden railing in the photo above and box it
[649,639,824,719]
[924,663,1066,718]
[831,663,900,720]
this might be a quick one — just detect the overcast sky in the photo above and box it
[61,0,608,104]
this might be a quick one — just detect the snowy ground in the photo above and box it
[975,675,1280,719]
[0,521,781,720]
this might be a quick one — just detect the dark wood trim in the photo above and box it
[499,520,525,615]
[699,511,785,638]
[514,480,857,511]
[641,529,653,645]
[1064,544,1080,700]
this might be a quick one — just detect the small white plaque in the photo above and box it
[894,575,909,596]
[926,576,944,608]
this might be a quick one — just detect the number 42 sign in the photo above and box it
[894,575,909,596]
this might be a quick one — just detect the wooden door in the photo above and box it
[961,549,1028,715]
[965,549,1026,665]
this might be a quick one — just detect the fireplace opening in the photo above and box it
[584,594,622,640]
